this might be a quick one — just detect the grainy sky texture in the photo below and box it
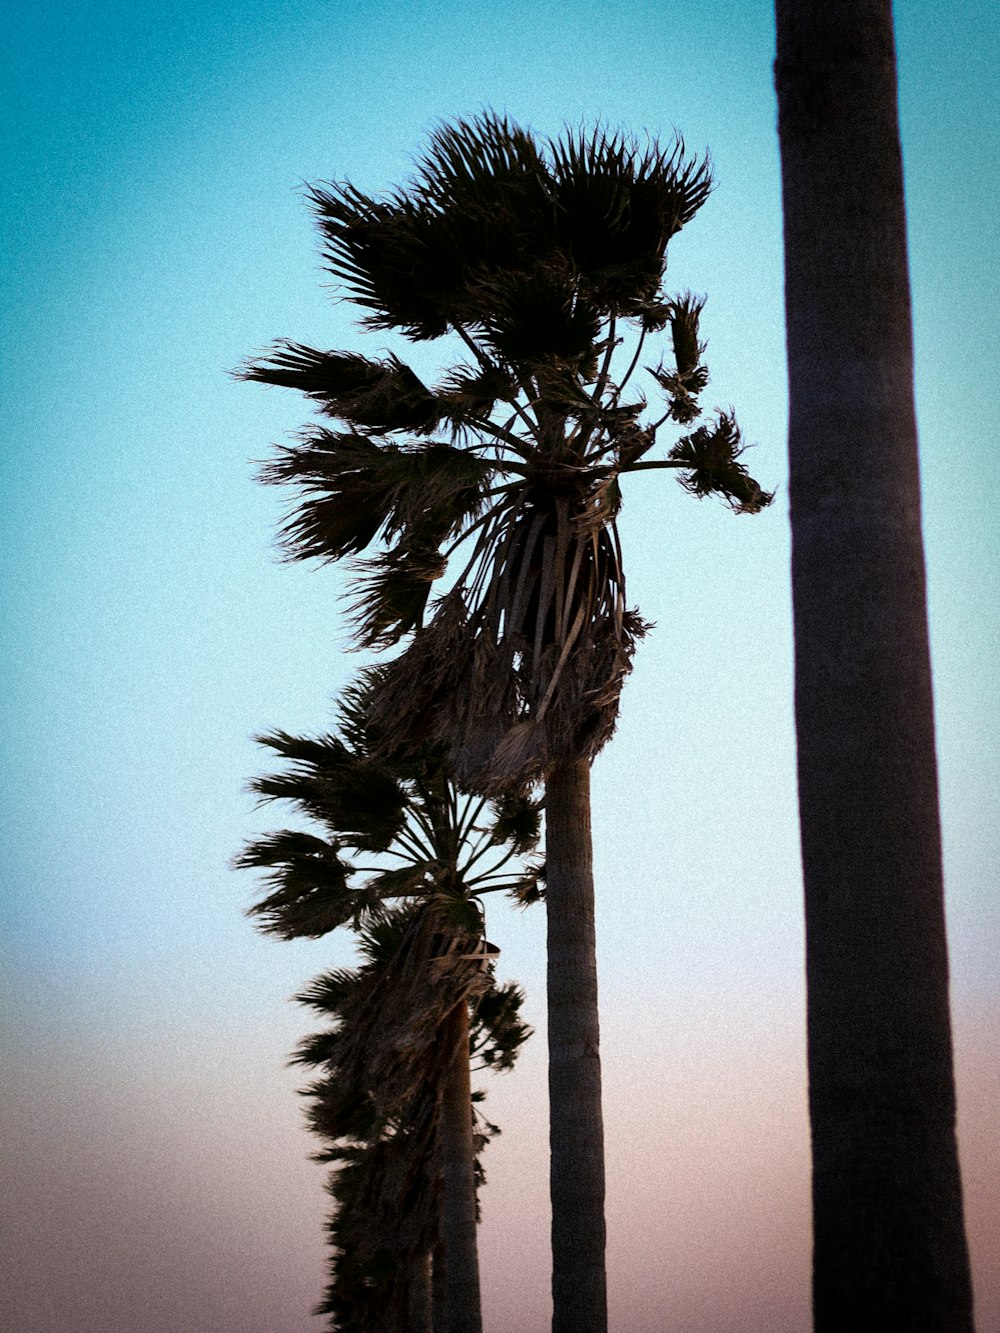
[2,2,998,1331]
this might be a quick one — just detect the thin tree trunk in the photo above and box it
[774,3,975,1328]
[439,998,483,1333]
[545,758,607,1333]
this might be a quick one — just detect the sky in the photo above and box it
[1,1,998,1330]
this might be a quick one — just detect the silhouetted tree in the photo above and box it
[241,113,770,1332]
[237,670,540,1332]
[294,907,531,1333]
[774,4,974,1328]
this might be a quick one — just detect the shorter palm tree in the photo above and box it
[235,670,541,1333]
[294,907,531,1333]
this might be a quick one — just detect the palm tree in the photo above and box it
[240,113,771,1332]
[236,671,541,1333]
[773,5,974,1328]
[293,907,531,1333]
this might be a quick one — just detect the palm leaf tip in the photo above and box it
[646,291,710,423]
[473,980,533,1072]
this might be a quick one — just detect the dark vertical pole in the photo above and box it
[774,3,975,1327]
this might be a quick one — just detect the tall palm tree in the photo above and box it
[241,113,771,1332]
[236,671,541,1333]
[293,907,531,1333]
[773,5,974,1328]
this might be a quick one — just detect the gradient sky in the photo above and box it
[2,2,998,1331]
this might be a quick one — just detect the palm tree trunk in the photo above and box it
[408,1250,433,1333]
[432,1235,448,1333]
[439,998,483,1333]
[774,3,975,1328]
[545,758,607,1333]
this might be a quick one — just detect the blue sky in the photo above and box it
[2,2,998,1330]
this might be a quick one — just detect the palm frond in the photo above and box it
[234,826,338,870]
[474,257,602,367]
[668,410,775,514]
[303,1084,381,1149]
[351,902,416,963]
[547,127,713,311]
[237,830,359,938]
[292,1028,345,1069]
[471,981,533,1073]
[331,666,387,754]
[362,861,437,902]
[427,888,484,934]
[307,181,456,340]
[331,667,438,782]
[631,298,674,332]
[668,292,707,376]
[308,151,534,342]
[434,361,519,425]
[241,342,442,432]
[294,967,361,1015]
[507,861,546,908]
[260,429,495,565]
[249,733,408,851]
[487,788,542,854]
[259,432,399,560]
[251,728,350,769]
[413,112,547,211]
[243,879,358,940]
[347,543,447,649]
[647,291,709,423]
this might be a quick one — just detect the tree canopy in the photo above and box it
[241,113,772,793]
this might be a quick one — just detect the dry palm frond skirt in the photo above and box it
[369,485,647,792]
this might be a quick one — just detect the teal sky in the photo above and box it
[2,2,998,1330]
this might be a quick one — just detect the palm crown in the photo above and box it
[235,668,543,939]
[242,112,772,791]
